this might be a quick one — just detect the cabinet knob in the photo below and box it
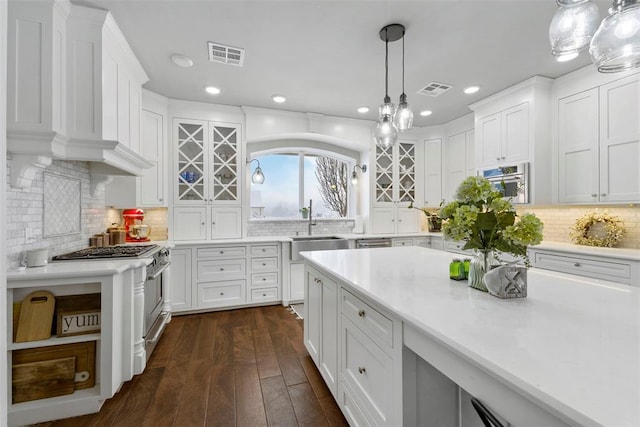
[501,156,505,160]
[262,278,266,281]
[262,263,266,266]
[574,263,580,267]
[220,292,224,296]
[159,198,163,202]
[392,219,395,222]
[591,194,598,197]
[262,249,266,252]
[358,367,366,374]
[220,251,224,254]
[220,268,224,271]
[262,293,267,297]
[496,157,500,161]
[600,193,606,197]
[201,222,205,226]
[358,309,365,317]
[398,219,402,222]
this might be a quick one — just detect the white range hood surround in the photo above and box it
[6,0,150,190]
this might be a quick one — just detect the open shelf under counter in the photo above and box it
[9,386,103,426]
[9,333,101,351]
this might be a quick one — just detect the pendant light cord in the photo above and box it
[384,28,389,101]
[401,29,405,95]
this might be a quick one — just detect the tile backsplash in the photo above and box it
[106,208,168,241]
[517,205,640,249]
[6,156,107,269]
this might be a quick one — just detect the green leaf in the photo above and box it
[476,212,497,231]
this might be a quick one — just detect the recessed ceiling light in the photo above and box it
[463,86,480,94]
[420,110,433,117]
[556,52,579,62]
[272,95,286,103]
[357,106,370,114]
[205,86,221,95]
[170,54,194,68]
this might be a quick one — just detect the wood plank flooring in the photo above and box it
[37,305,348,427]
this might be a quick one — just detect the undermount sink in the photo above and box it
[290,236,349,261]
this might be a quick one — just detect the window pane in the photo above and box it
[250,154,299,218]
[304,155,348,218]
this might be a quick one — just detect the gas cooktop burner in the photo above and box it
[52,245,159,261]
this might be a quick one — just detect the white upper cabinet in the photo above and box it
[6,0,150,188]
[423,138,442,207]
[557,72,640,204]
[470,76,553,204]
[443,129,475,202]
[371,140,419,234]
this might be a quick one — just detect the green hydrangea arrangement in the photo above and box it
[439,176,544,265]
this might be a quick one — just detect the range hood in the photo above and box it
[7,0,151,190]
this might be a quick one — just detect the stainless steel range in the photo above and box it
[53,244,171,364]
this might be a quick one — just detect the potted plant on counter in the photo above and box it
[300,207,309,219]
[439,176,544,295]
[408,200,444,232]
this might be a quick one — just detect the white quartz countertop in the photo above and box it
[7,258,152,282]
[301,247,640,427]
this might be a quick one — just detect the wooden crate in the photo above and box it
[55,293,101,337]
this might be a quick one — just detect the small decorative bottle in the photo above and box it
[449,259,465,281]
[463,258,471,279]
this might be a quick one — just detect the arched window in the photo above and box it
[248,147,356,219]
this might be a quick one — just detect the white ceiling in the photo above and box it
[76,0,612,126]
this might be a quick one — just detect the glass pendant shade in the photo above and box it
[351,171,358,185]
[251,166,265,184]
[394,94,414,132]
[374,115,398,149]
[379,100,395,117]
[590,2,640,72]
[549,0,600,57]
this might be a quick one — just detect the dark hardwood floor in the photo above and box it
[37,305,348,427]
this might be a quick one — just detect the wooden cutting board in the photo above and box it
[12,356,76,403]
[15,290,55,342]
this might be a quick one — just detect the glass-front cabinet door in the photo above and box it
[397,141,415,205]
[375,144,394,203]
[175,119,207,204]
[210,124,240,203]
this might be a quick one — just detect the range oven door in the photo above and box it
[143,263,170,359]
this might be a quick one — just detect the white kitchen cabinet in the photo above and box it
[393,236,444,250]
[371,140,419,234]
[105,92,169,208]
[169,247,192,311]
[476,103,529,167]
[557,74,640,204]
[304,266,339,397]
[470,76,553,204]
[528,246,639,286]
[444,129,475,201]
[289,262,305,302]
[423,138,443,207]
[248,244,280,303]
[172,118,243,240]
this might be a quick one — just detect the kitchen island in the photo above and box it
[301,246,639,427]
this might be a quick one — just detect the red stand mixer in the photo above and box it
[122,209,151,242]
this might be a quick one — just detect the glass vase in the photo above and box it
[468,249,494,292]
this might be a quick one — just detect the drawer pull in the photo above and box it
[358,309,365,317]
[220,251,224,254]
[262,293,267,297]
[262,278,266,281]
[220,268,224,271]
[220,292,224,296]
[262,263,266,266]
[262,249,266,252]
[591,193,598,197]
[574,263,581,267]
[601,193,607,197]
[358,367,366,374]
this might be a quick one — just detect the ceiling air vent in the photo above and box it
[207,42,245,67]
[417,82,452,97]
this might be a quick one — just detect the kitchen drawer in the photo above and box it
[340,384,371,427]
[341,315,394,425]
[251,272,279,287]
[341,289,393,350]
[197,246,246,259]
[250,257,279,272]
[250,244,279,257]
[197,259,246,282]
[392,238,413,247]
[197,280,245,308]
[250,287,279,303]
[533,251,632,283]
[444,239,473,255]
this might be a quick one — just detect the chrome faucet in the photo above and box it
[308,199,316,235]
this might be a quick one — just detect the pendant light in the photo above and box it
[374,24,404,148]
[394,27,413,132]
[548,0,600,60]
[590,0,640,72]
[247,158,265,184]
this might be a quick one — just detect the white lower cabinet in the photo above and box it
[289,262,305,303]
[304,264,403,425]
[169,248,192,311]
[171,242,281,313]
[528,247,639,286]
[304,266,338,396]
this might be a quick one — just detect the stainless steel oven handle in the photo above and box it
[146,262,170,280]
[145,311,170,346]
